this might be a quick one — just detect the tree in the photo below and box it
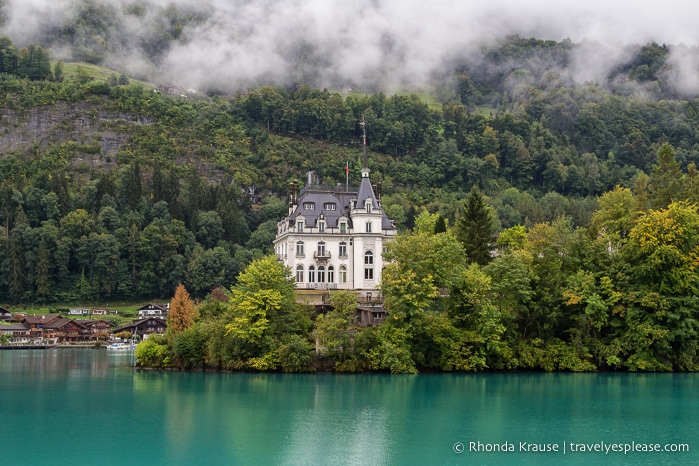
[0,36,19,75]
[382,231,464,326]
[591,185,636,248]
[648,143,685,209]
[624,201,699,296]
[168,283,198,336]
[195,210,224,249]
[118,160,143,210]
[17,45,51,80]
[35,236,52,301]
[455,186,494,265]
[52,60,64,82]
[8,231,25,301]
[224,255,303,370]
[434,214,447,234]
[314,290,358,360]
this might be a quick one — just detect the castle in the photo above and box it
[273,129,396,320]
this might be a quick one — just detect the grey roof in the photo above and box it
[356,176,378,211]
[291,188,355,228]
[0,324,29,331]
[289,182,395,231]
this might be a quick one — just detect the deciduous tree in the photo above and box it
[168,283,198,336]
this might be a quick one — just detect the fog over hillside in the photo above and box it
[2,0,699,93]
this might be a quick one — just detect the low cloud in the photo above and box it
[2,0,699,93]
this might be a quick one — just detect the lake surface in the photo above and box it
[1,349,696,465]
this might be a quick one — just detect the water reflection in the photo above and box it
[2,351,697,465]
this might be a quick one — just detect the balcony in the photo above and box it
[313,250,331,263]
[304,283,338,289]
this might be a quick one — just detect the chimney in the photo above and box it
[288,180,299,215]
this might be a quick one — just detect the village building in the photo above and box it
[22,315,61,340]
[113,317,167,338]
[137,303,169,319]
[0,306,12,321]
[0,324,32,344]
[42,318,86,343]
[78,320,113,340]
[273,123,396,324]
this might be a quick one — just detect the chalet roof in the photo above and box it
[23,315,61,325]
[0,324,29,331]
[113,317,167,333]
[0,306,10,314]
[138,303,169,311]
[43,318,86,330]
[77,320,112,327]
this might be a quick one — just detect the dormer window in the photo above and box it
[297,220,304,232]
[340,221,346,233]
[324,202,337,211]
[319,220,325,232]
[303,202,315,210]
[365,199,372,213]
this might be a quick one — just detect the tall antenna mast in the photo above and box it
[360,114,369,178]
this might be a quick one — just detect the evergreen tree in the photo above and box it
[0,36,19,75]
[17,45,51,81]
[456,186,494,265]
[434,214,447,234]
[35,237,51,301]
[8,231,25,301]
[52,60,64,82]
[649,143,685,209]
[118,160,142,210]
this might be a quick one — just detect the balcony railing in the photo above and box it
[313,251,332,260]
[304,283,338,289]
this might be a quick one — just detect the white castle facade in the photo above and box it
[274,161,396,302]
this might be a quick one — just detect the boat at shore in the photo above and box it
[106,342,136,351]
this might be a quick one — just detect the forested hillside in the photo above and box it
[3,32,699,370]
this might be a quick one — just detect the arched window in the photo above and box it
[364,251,374,280]
[339,265,347,283]
[318,266,325,283]
[327,266,334,283]
[308,265,315,283]
[339,241,347,258]
[295,265,304,283]
[296,241,304,257]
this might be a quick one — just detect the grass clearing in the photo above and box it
[57,61,156,89]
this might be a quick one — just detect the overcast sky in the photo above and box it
[2,0,698,90]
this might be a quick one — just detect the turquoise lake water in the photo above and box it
[1,349,696,465]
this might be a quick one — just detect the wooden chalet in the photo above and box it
[22,315,61,339]
[0,306,13,321]
[137,303,169,319]
[78,320,112,340]
[43,318,86,343]
[114,317,167,337]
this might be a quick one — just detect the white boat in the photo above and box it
[106,342,136,351]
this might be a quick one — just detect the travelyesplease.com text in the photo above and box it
[453,440,689,455]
